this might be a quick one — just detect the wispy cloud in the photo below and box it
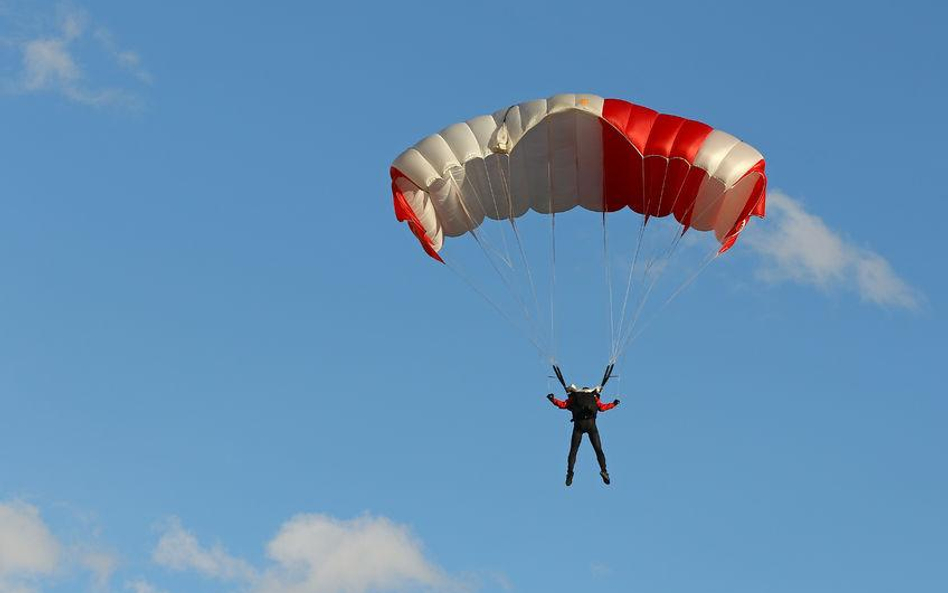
[0,500,119,593]
[153,514,459,593]
[743,191,923,310]
[2,2,150,109]
[590,561,612,577]
[125,578,171,593]
[93,27,152,84]
[152,517,256,582]
[78,547,119,591]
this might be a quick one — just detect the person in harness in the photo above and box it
[546,364,620,486]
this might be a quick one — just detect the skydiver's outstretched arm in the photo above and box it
[596,396,621,412]
[547,393,570,409]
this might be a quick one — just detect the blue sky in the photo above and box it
[1,1,946,592]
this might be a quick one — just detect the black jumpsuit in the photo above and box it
[550,392,617,474]
[569,418,607,474]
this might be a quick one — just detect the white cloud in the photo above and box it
[153,514,458,593]
[256,514,453,593]
[3,2,149,108]
[0,502,63,593]
[0,500,123,593]
[743,191,923,310]
[0,501,61,592]
[0,503,463,593]
[152,517,256,582]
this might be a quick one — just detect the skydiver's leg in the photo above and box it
[588,426,607,472]
[564,427,583,486]
[588,425,610,484]
[567,427,583,474]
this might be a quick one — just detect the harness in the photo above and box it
[569,391,599,421]
[551,364,616,422]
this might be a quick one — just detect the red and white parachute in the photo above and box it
[391,93,766,263]
[390,94,767,364]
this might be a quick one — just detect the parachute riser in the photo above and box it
[549,363,616,393]
[600,363,615,389]
[552,365,568,392]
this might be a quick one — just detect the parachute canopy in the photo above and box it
[391,93,766,263]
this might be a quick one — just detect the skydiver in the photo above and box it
[546,365,620,486]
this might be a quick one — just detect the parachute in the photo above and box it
[391,94,767,366]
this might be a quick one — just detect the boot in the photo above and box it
[600,469,610,485]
